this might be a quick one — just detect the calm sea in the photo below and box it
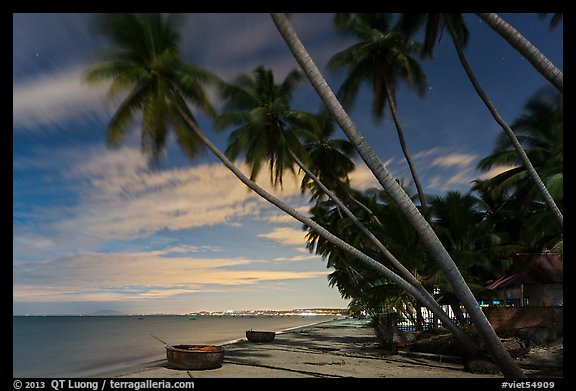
[13,314,337,378]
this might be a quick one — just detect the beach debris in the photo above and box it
[463,354,501,375]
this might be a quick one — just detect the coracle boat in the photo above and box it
[166,344,224,370]
[246,330,275,342]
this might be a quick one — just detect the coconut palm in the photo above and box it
[396,13,469,58]
[84,13,219,162]
[397,12,563,229]
[295,110,389,228]
[295,110,356,201]
[86,13,479,358]
[307,184,432,328]
[474,87,563,252]
[271,12,525,378]
[215,65,306,188]
[477,88,563,202]
[327,13,429,213]
[447,20,563,229]
[216,66,462,336]
[428,191,504,280]
[476,13,563,93]
[538,13,563,30]
[426,191,515,311]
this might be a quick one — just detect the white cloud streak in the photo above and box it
[477,165,519,181]
[431,153,476,168]
[13,250,327,303]
[257,227,308,247]
[15,145,315,252]
[13,66,110,130]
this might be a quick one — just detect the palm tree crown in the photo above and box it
[215,66,307,187]
[294,110,357,201]
[328,13,429,212]
[474,88,563,252]
[329,13,428,120]
[396,13,469,57]
[476,88,563,204]
[84,13,220,162]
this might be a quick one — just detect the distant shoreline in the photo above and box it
[13,309,349,317]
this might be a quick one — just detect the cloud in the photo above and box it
[13,65,110,130]
[412,147,445,160]
[257,227,308,247]
[414,148,521,194]
[431,153,476,168]
[13,250,328,303]
[405,147,485,194]
[265,206,311,224]
[14,144,314,252]
[272,254,319,262]
[14,137,491,263]
[12,13,337,133]
[163,245,223,254]
[477,165,519,181]
[413,147,477,169]
[348,160,385,190]
[59,151,397,248]
[184,13,343,83]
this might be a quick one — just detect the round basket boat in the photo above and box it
[246,330,275,342]
[166,345,224,370]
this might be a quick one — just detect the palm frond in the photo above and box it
[105,81,150,147]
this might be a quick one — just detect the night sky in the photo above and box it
[13,13,563,315]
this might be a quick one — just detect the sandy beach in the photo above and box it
[94,318,561,380]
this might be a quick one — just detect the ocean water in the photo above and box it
[13,315,336,378]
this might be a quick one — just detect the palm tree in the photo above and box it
[396,13,470,59]
[328,13,429,213]
[271,12,525,378]
[215,65,306,188]
[295,110,356,201]
[216,66,471,342]
[477,88,562,202]
[396,12,563,229]
[84,13,219,162]
[538,13,563,30]
[296,110,389,228]
[476,13,563,93]
[426,191,514,317]
[429,191,506,281]
[445,20,563,229]
[307,184,432,330]
[474,88,563,252]
[86,12,479,357]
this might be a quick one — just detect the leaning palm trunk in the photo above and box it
[289,150,472,343]
[291,149,429,296]
[385,84,428,214]
[341,188,385,228]
[476,13,563,93]
[447,22,563,229]
[174,104,479,355]
[271,12,524,378]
